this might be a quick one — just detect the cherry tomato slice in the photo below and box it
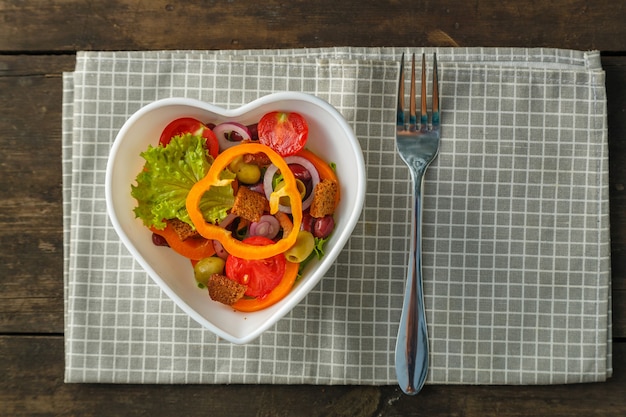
[257,111,308,156]
[225,236,287,298]
[159,117,219,158]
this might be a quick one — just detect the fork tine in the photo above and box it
[397,53,405,127]
[432,53,440,125]
[409,54,417,131]
[399,52,439,131]
[420,53,428,126]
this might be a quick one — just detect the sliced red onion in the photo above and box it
[263,155,320,213]
[249,215,281,239]
[212,239,229,259]
[211,212,240,258]
[218,212,238,228]
[213,122,252,151]
[248,182,265,194]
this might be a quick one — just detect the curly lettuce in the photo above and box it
[131,133,235,230]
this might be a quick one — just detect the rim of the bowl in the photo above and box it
[105,92,366,344]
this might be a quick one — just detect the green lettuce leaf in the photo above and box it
[131,133,235,230]
[312,235,329,259]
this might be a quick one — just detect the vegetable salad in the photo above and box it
[131,111,339,312]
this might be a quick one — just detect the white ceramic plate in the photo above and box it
[105,93,366,344]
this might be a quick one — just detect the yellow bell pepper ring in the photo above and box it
[186,143,302,260]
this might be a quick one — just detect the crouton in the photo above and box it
[243,152,271,166]
[231,186,268,222]
[309,179,338,218]
[168,218,199,241]
[207,274,247,306]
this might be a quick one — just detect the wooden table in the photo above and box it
[1,1,625,415]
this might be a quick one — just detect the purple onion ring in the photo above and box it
[263,155,320,213]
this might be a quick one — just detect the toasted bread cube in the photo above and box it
[207,274,247,306]
[231,186,268,223]
[168,218,199,241]
[309,179,338,218]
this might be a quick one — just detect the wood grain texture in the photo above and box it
[0,56,74,334]
[0,0,625,51]
[1,335,624,416]
[605,56,626,338]
[1,0,625,414]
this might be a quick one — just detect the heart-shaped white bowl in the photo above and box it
[105,93,365,344]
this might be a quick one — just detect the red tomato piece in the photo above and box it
[225,236,287,298]
[257,111,308,156]
[202,128,219,159]
[159,117,219,158]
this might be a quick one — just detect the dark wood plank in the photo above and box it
[1,335,625,416]
[0,54,76,76]
[606,56,626,289]
[0,0,624,52]
[605,56,626,337]
[0,56,74,334]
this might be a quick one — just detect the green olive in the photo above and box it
[284,230,315,263]
[228,155,245,172]
[193,256,226,287]
[236,163,261,184]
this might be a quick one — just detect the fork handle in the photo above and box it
[395,172,429,395]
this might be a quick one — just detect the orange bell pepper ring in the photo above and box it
[186,143,302,260]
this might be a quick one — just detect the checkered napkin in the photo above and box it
[63,47,611,384]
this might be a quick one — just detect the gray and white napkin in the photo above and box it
[63,47,611,384]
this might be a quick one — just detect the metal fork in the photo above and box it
[394,52,440,395]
